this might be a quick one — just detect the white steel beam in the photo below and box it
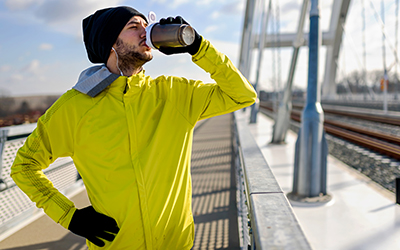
[271,0,309,143]
[248,0,351,100]
[322,0,352,99]
[252,31,333,48]
[250,0,272,123]
[239,0,258,79]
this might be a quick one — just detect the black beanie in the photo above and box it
[83,6,147,64]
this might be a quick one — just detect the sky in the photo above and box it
[0,0,399,97]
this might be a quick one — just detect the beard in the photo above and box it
[114,38,153,74]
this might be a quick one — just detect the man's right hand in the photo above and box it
[68,206,120,247]
[158,16,202,56]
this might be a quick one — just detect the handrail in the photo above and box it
[232,111,312,250]
[0,123,36,140]
[0,123,83,237]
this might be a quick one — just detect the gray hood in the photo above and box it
[73,65,119,97]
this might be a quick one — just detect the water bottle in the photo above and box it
[145,11,195,50]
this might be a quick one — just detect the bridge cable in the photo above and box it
[396,0,399,95]
[361,0,369,97]
[271,0,281,112]
[271,0,277,110]
[368,0,399,74]
[337,43,353,95]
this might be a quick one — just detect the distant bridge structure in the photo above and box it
[239,0,400,139]
[239,0,400,101]
[239,0,353,98]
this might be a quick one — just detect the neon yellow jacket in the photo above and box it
[11,38,256,249]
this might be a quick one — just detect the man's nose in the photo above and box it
[140,25,147,37]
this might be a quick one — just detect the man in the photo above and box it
[11,6,256,250]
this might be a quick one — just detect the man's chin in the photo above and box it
[145,51,153,61]
[143,52,153,63]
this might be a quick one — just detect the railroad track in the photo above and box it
[260,102,400,161]
[293,103,400,127]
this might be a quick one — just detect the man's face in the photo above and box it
[113,16,153,72]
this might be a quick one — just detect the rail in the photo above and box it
[260,101,400,160]
[0,124,82,237]
[232,111,312,250]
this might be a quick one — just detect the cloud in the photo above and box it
[0,65,11,72]
[4,0,124,24]
[172,0,190,7]
[0,61,43,84]
[211,11,220,20]
[23,60,41,75]
[150,0,190,9]
[280,0,302,13]
[4,0,37,11]
[219,1,245,15]
[195,0,214,6]
[204,25,219,34]
[149,0,168,4]
[39,43,54,50]
[34,0,123,23]
[10,74,24,82]
[3,0,124,37]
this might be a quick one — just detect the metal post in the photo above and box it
[383,71,388,113]
[0,129,9,191]
[396,0,399,99]
[288,0,331,203]
[396,177,400,204]
[381,0,388,114]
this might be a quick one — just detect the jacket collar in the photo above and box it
[73,65,120,97]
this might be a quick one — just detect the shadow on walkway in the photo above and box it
[1,233,87,250]
[191,114,240,250]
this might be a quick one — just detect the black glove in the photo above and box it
[158,16,202,56]
[68,206,120,247]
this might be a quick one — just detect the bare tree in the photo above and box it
[17,101,31,115]
[0,88,15,117]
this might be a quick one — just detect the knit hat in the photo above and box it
[83,6,147,64]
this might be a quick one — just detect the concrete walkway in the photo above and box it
[191,114,240,250]
[0,114,240,250]
[0,189,89,250]
[239,110,400,250]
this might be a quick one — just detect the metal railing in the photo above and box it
[1,114,312,248]
[0,124,82,237]
[232,111,312,250]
